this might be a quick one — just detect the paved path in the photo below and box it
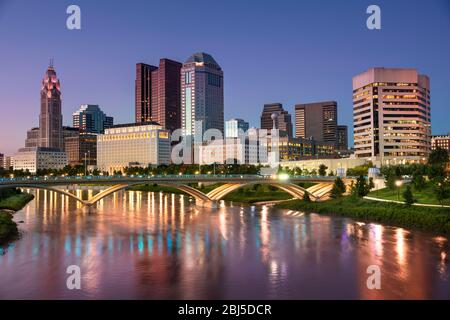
[364,196,450,208]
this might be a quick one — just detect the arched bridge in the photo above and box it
[0,175,354,208]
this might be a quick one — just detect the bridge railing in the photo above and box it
[0,174,346,184]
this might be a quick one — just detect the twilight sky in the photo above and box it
[0,0,449,155]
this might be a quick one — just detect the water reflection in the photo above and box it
[0,187,449,299]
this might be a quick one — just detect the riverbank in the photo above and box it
[276,197,450,234]
[368,184,450,206]
[0,191,35,245]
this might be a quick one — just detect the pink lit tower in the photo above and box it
[39,59,63,150]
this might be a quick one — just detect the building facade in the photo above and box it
[39,63,63,150]
[73,104,113,134]
[294,101,338,146]
[135,63,158,123]
[65,133,97,166]
[353,68,431,164]
[97,122,170,173]
[181,53,224,136]
[151,58,182,132]
[337,125,348,150]
[25,127,40,148]
[431,134,450,154]
[260,103,293,138]
[13,147,67,173]
[225,118,249,138]
[0,153,4,169]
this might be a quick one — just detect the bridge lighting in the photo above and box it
[278,173,290,181]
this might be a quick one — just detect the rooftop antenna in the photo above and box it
[49,58,54,68]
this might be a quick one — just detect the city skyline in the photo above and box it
[1,0,450,155]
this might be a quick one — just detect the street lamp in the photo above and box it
[395,180,403,201]
[84,152,87,177]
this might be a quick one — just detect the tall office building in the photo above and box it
[97,122,170,173]
[225,118,249,138]
[294,101,338,146]
[151,59,182,132]
[65,133,97,166]
[181,52,224,135]
[0,153,4,169]
[260,103,293,138]
[73,104,114,134]
[135,63,158,123]
[337,125,348,150]
[39,62,63,150]
[353,68,431,163]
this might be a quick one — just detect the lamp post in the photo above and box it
[395,180,403,201]
[84,152,87,177]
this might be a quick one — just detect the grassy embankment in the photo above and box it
[277,196,450,234]
[368,183,450,206]
[129,182,316,204]
[0,190,35,245]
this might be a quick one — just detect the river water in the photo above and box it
[0,188,449,299]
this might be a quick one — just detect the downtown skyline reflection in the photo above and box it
[0,188,449,299]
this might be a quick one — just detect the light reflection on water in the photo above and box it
[0,187,449,299]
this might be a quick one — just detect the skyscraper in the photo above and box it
[181,53,224,136]
[294,101,338,146]
[151,58,182,132]
[337,125,348,150]
[260,103,293,138]
[135,63,158,123]
[352,68,431,163]
[73,104,114,134]
[39,62,63,150]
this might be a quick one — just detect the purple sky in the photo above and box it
[1,0,449,155]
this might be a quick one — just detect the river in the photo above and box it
[0,188,449,299]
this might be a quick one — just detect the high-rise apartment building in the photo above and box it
[337,125,348,150]
[73,104,114,134]
[294,101,338,146]
[260,103,293,138]
[151,59,182,132]
[181,53,224,136]
[39,63,63,150]
[353,68,431,163]
[225,118,249,138]
[135,63,158,123]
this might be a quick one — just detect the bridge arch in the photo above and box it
[206,181,319,201]
[84,182,212,207]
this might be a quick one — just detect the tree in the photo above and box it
[302,191,311,202]
[352,175,371,197]
[433,177,450,206]
[403,185,415,206]
[330,177,346,199]
[318,164,328,176]
[412,174,426,191]
[428,147,449,166]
